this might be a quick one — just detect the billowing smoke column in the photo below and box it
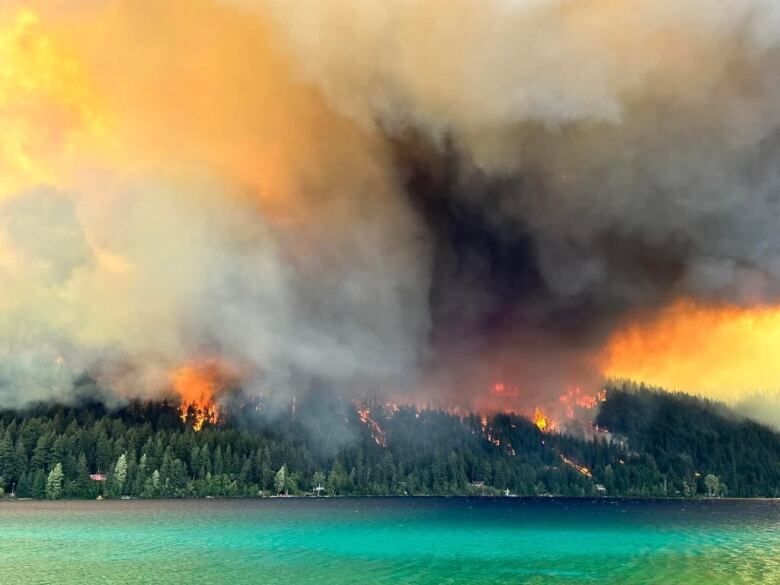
[3,0,780,419]
[0,0,431,408]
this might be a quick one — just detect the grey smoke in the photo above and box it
[5,0,780,410]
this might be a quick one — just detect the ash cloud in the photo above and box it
[260,0,780,405]
[266,0,780,304]
[3,0,780,410]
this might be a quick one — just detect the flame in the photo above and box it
[170,363,222,431]
[533,407,552,433]
[602,299,780,400]
[558,387,607,418]
[479,415,501,447]
[355,404,387,447]
[560,454,593,478]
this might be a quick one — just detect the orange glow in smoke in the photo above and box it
[0,8,109,197]
[601,299,780,400]
[489,382,521,398]
[559,387,607,418]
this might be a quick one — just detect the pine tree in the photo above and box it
[312,471,326,495]
[31,434,51,472]
[150,469,161,496]
[113,453,128,497]
[134,453,148,495]
[31,469,46,499]
[327,461,348,496]
[214,446,224,476]
[15,471,31,498]
[704,474,719,498]
[14,439,27,481]
[45,463,64,500]
[274,464,287,495]
[0,432,14,486]
[168,459,188,495]
[74,451,94,498]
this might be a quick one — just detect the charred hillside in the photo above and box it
[0,388,778,499]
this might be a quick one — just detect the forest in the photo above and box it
[0,382,778,499]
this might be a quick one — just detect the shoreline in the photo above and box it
[2,494,778,503]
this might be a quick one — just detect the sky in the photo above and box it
[2,0,780,426]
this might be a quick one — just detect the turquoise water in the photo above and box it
[1,498,778,584]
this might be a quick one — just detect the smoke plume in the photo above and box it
[3,0,780,412]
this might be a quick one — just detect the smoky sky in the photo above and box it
[4,0,780,410]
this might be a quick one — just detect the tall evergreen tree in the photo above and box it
[45,463,64,500]
[274,465,287,495]
[113,453,128,497]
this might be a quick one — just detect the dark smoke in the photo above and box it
[5,1,780,411]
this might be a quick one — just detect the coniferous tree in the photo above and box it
[113,453,128,497]
[312,471,326,495]
[31,469,46,499]
[74,453,91,498]
[0,432,14,482]
[274,464,287,495]
[45,463,64,500]
[0,386,777,499]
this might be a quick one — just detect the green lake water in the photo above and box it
[0,498,777,584]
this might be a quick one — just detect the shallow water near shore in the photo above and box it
[1,497,778,584]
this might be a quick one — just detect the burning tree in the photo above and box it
[533,408,552,433]
[170,363,227,431]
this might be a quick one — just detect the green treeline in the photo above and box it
[595,383,780,497]
[0,384,778,499]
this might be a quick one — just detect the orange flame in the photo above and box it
[558,387,607,418]
[355,404,387,447]
[533,408,552,433]
[170,362,223,431]
[560,454,592,478]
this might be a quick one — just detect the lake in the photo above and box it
[0,498,777,584]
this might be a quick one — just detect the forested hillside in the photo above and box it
[596,384,780,497]
[0,384,778,499]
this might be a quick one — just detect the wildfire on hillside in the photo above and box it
[559,387,607,419]
[560,454,593,478]
[478,415,516,455]
[4,0,780,440]
[170,362,228,431]
[533,408,553,433]
[475,382,606,434]
[356,404,388,447]
[480,415,501,447]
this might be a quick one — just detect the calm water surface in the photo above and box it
[0,498,777,584]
